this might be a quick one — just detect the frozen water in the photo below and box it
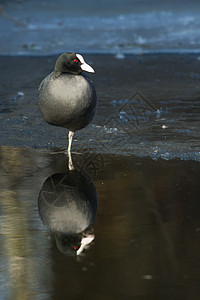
[1,53,199,162]
[1,1,200,55]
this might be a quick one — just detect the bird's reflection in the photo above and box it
[38,168,97,255]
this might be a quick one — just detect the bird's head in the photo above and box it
[54,52,95,77]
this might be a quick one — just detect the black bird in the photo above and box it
[38,52,97,158]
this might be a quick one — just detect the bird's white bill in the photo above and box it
[76,54,95,73]
[76,234,95,255]
[81,63,95,73]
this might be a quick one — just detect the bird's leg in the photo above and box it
[68,131,74,170]
[68,152,74,170]
[67,131,74,154]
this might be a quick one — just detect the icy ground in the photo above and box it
[1,0,200,55]
[0,54,200,162]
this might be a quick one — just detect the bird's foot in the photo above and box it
[68,160,74,171]
[68,149,74,170]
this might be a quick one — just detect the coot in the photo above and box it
[38,52,97,155]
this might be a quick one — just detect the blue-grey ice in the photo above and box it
[1,0,200,55]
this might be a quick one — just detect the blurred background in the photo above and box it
[0,0,200,55]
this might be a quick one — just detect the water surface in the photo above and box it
[0,146,200,299]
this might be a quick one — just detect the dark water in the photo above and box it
[1,146,200,299]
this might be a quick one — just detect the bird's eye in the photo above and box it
[74,59,78,63]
